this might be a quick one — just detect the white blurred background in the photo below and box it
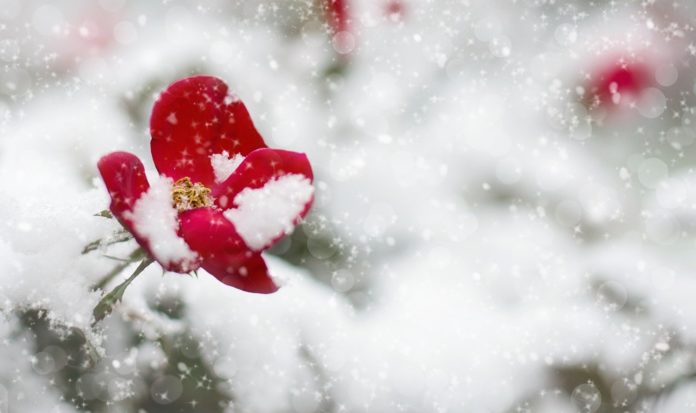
[2,0,696,411]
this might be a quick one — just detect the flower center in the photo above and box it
[171,177,213,212]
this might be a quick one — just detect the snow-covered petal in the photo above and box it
[224,174,314,251]
[97,151,150,220]
[211,148,313,210]
[124,175,199,272]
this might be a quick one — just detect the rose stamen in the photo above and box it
[171,177,213,212]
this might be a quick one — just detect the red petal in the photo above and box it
[178,208,279,294]
[203,253,276,294]
[150,75,267,186]
[98,152,164,266]
[211,148,314,210]
[98,152,194,273]
[97,151,149,224]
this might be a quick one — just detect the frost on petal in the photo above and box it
[211,151,245,184]
[125,175,198,271]
[224,174,314,251]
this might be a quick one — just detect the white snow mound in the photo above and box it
[211,150,245,184]
[224,174,313,251]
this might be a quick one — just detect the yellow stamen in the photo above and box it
[171,177,213,212]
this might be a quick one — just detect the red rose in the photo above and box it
[98,76,314,294]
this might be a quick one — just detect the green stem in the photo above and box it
[82,230,133,254]
[91,248,145,291]
[92,257,154,326]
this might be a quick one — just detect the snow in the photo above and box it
[224,174,314,251]
[2,0,696,410]
[125,175,198,270]
[0,315,81,413]
[210,150,244,183]
[659,382,696,412]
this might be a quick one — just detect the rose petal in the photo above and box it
[97,151,160,268]
[179,208,279,294]
[211,148,313,208]
[97,151,150,225]
[211,148,314,251]
[224,174,315,251]
[98,152,197,273]
[203,253,276,294]
[150,75,267,186]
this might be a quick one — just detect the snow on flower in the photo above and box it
[224,174,315,251]
[98,75,314,293]
[124,175,198,270]
[210,150,245,184]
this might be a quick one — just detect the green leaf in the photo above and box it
[92,257,153,326]
[94,210,114,219]
[82,230,133,255]
[81,239,102,255]
[91,248,145,291]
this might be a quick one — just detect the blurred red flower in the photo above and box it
[586,60,652,110]
[324,0,350,34]
[385,0,406,21]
